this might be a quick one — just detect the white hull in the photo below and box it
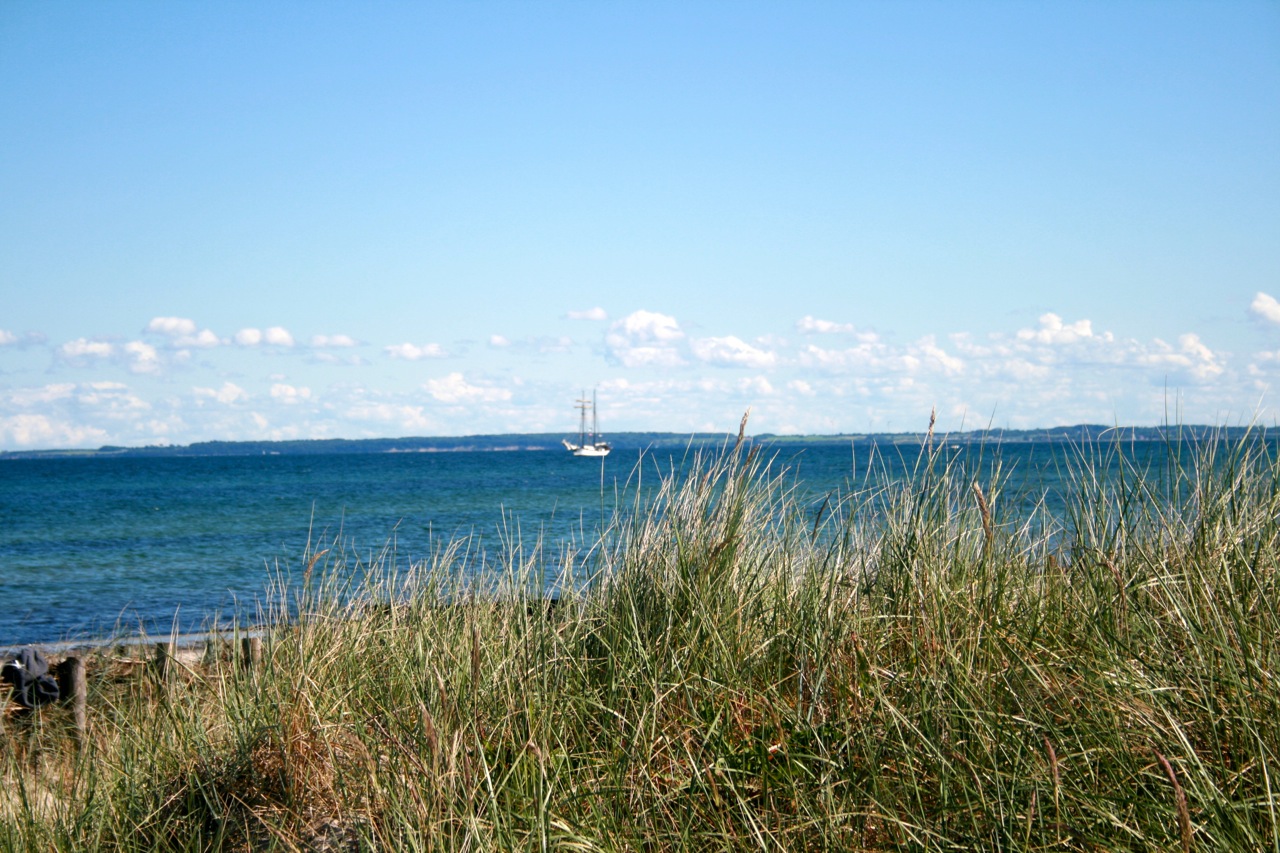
[566,442,610,457]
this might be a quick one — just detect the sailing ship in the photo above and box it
[563,389,611,457]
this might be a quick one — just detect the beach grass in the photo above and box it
[2,428,1278,851]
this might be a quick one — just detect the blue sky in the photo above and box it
[2,1,1278,449]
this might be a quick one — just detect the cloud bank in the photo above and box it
[1,296,1275,449]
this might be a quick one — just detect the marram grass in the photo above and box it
[2,432,1279,851]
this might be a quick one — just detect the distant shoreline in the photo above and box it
[0,423,1260,461]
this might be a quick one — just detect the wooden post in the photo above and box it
[154,642,176,680]
[241,637,262,672]
[56,656,87,740]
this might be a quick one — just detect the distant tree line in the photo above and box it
[0,424,1269,461]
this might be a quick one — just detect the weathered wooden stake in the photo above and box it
[154,641,176,680]
[56,656,88,740]
[241,636,262,672]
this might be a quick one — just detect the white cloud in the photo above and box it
[484,334,572,354]
[1177,333,1216,364]
[235,326,295,347]
[0,414,106,448]
[311,334,359,348]
[140,419,177,440]
[796,332,964,379]
[951,315,1230,392]
[146,317,220,348]
[1251,292,1280,325]
[59,338,114,360]
[265,326,294,346]
[0,330,18,346]
[738,376,775,395]
[788,379,815,396]
[608,344,685,368]
[991,359,1052,381]
[386,342,448,360]
[691,336,777,368]
[309,351,368,366]
[345,401,433,431]
[1137,333,1224,382]
[617,310,683,342]
[568,307,608,321]
[57,331,198,374]
[1250,349,1280,376]
[605,310,686,368]
[193,382,248,405]
[124,341,161,374]
[77,383,149,410]
[271,383,312,403]
[424,372,512,404]
[911,336,964,376]
[798,339,886,372]
[9,384,76,406]
[1016,313,1094,345]
[146,317,197,337]
[950,332,1002,359]
[796,316,854,334]
[183,329,221,348]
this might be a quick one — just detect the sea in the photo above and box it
[0,436,1235,647]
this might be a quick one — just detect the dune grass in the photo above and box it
[2,429,1279,851]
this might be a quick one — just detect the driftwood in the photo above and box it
[3,638,267,745]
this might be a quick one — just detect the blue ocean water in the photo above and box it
[1,449,622,646]
[0,438,1200,646]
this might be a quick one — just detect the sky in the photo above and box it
[1,1,1278,450]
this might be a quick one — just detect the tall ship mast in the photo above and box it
[562,389,611,457]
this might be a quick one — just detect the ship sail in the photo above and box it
[562,389,611,457]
